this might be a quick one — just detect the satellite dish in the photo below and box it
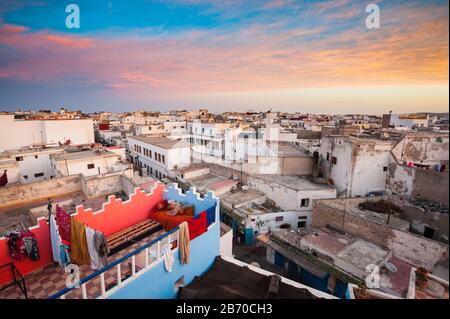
[384,262,398,273]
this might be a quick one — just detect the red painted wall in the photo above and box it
[0,183,165,286]
[0,218,53,285]
[74,183,166,237]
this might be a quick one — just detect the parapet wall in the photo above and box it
[0,175,81,210]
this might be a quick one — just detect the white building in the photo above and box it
[127,135,191,180]
[389,113,429,129]
[247,175,337,212]
[50,149,125,177]
[0,147,65,183]
[0,115,94,152]
[319,136,394,197]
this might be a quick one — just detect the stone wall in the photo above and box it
[0,175,81,209]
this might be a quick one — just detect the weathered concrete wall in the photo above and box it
[0,175,81,209]
[388,156,449,205]
[412,169,449,205]
[312,199,449,271]
[81,172,123,199]
[391,134,449,166]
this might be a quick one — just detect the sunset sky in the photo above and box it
[0,0,448,114]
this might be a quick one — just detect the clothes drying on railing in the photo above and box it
[55,205,71,243]
[85,226,110,270]
[70,217,91,265]
[49,214,63,268]
[179,221,190,265]
[5,230,40,261]
[94,230,109,268]
[60,243,71,270]
[162,245,174,272]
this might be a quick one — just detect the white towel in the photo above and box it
[85,226,101,270]
[163,247,174,272]
[49,215,62,266]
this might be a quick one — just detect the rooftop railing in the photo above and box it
[48,226,180,299]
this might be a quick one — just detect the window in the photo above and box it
[298,221,307,228]
[87,163,95,169]
[275,216,284,222]
[34,172,44,178]
[331,156,337,165]
[301,198,310,207]
[298,216,308,220]
[162,155,165,164]
[326,153,330,161]
[154,152,157,160]
[383,166,388,172]
[149,150,152,158]
[16,156,23,161]
[34,155,38,159]
[23,175,28,180]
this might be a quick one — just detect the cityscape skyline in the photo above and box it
[0,0,448,114]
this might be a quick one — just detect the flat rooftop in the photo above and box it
[129,135,190,149]
[221,188,266,208]
[51,149,118,161]
[250,175,334,191]
[188,174,238,193]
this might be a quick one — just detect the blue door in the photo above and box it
[274,251,285,269]
[299,267,330,292]
[244,228,253,245]
[334,279,348,299]
[288,261,299,281]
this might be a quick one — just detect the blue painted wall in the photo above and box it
[108,221,220,299]
[299,267,330,293]
[164,183,217,217]
[109,185,221,299]
[334,279,348,299]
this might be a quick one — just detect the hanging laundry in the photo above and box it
[162,246,174,272]
[407,162,414,167]
[179,222,190,265]
[0,170,7,187]
[85,226,101,270]
[20,232,40,261]
[55,205,71,242]
[70,217,91,265]
[60,242,71,270]
[49,214,62,266]
[94,230,109,268]
[6,231,39,261]
[6,232,24,261]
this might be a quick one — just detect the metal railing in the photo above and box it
[0,262,28,299]
[49,226,180,299]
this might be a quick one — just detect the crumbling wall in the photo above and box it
[0,175,81,209]
[312,199,449,270]
[388,154,449,205]
[412,169,449,205]
[391,135,449,165]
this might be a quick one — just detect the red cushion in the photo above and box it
[187,211,207,240]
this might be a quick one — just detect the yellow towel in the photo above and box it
[70,217,91,265]
[179,221,190,264]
